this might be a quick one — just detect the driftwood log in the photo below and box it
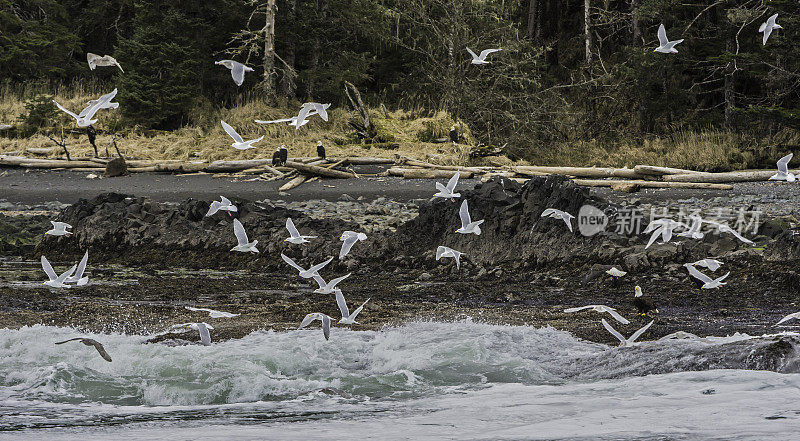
[572,179,733,190]
[633,165,702,176]
[284,160,355,179]
[388,167,474,179]
[663,170,800,183]
[515,166,641,179]
[279,175,308,191]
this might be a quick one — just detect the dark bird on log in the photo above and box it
[316,140,326,159]
[632,285,658,316]
[272,147,283,167]
[279,145,288,164]
[449,125,458,144]
[55,337,113,362]
[86,126,98,157]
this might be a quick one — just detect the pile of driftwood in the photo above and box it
[2,152,796,192]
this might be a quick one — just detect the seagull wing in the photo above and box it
[232,219,249,245]
[335,290,350,318]
[307,257,334,274]
[645,229,661,249]
[767,13,778,27]
[601,319,628,345]
[231,62,245,86]
[70,251,89,281]
[57,264,77,283]
[55,337,84,345]
[197,323,212,345]
[629,320,654,343]
[776,312,799,325]
[299,313,319,329]
[657,24,669,46]
[327,273,351,289]
[295,105,314,129]
[350,298,370,320]
[312,274,328,289]
[777,153,793,174]
[286,218,301,238]
[446,172,460,192]
[564,306,593,313]
[466,47,479,59]
[281,254,306,273]
[459,200,471,227]
[221,120,243,143]
[541,208,556,217]
[339,235,359,259]
[53,100,80,122]
[206,201,222,216]
[89,340,113,362]
[714,272,731,283]
[220,196,231,206]
[685,264,713,284]
[255,118,295,124]
[322,314,331,340]
[41,256,58,281]
[81,89,118,121]
[313,103,330,121]
[479,48,501,59]
[436,246,447,260]
[87,53,98,69]
[605,308,631,325]
[435,182,448,193]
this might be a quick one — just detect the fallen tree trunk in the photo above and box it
[633,165,702,176]
[127,166,158,173]
[338,157,395,165]
[26,147,57,156]
[572,179,733,190]
[19,160,101,169]
[395,156,487,173]
[663,170,800,183]
[154,162,207,173]
[206,159,272,173]
[284,160,355,178]
[515,166,641,179]
[279,175,308,191]
[388,167,474,179]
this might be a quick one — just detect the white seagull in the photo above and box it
[540,208,575,232]
[339,230,367,260]
[644,218,685,249]
[704,220,754,244]
[41,256,76,289]
[563,305,630,325]
[65,251,89,286]
[299,313,332,340]
[206,196,238,216]
[434,172,461,199]
[677,215,704,239]
[80,95,119,117]
[312,273,351,295]
[769,153,795,182]
[436,246,463,270]
[254,116,309,128]
[221,120,263,150]
[602,319,654,347]
[759,13,782,46]
[692,258,723,272]
[654,24,684,53]
[335,290,370,325]
[87,53,124,72]
[456,200,484,235]
[285,218,316,244]
[53,88,118,127]
[295,102,331,129]
[215,60,253,86]
[281,254,333,279]
[606,267,627,278]
[230,219,259,253]
[466,47,502,64]
[184,306,240,318]
[684,263,730,289]
[45,221,72,236]
[172,322,214,346]
[776,311,800,325]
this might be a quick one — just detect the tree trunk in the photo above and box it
[262,0,277,97]
[279,0,296,98]
[724,21,735,128]
[630,0,640,44]
[526,0,539,41]
[584,0,592,64]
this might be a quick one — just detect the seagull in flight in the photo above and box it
[339,230,367,260]
[87,53,123,72]
[171,323,214,345]
[65,251,89,286]
[281,254,333,279]
[654,24,683,53]
[45,221,72,236]
[185,306,240,318]
[41,256,76,289]
[55,337,112,362]
[299,313,332,340]
[335,290,370,325]
[769,153,795,182]
[684,263,730,289]
[703,220,754,244]
[53,89,118,127]
[230,218,259,253]
[691,258,723,272]
[436,246,463,270]
[644,218,685,248]
[456,200,484,235]
[541,208,575,232]
[215,60,253,86]
[285,218,316,244]
[466,47,502,64]
[776,311,800,325]
[564,305,630,325]
[206,196,237,217]
[602,319,654,347]
[759,13,782,46]
[312,273,351,295]
[221,120,263,150]
[294,102,331,129]
[677,215,704,239]
[606,267,627,278]
[434,172,461,199]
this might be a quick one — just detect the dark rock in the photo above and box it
[104,157,127,177]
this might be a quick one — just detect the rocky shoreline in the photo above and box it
[1,176,799,356]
